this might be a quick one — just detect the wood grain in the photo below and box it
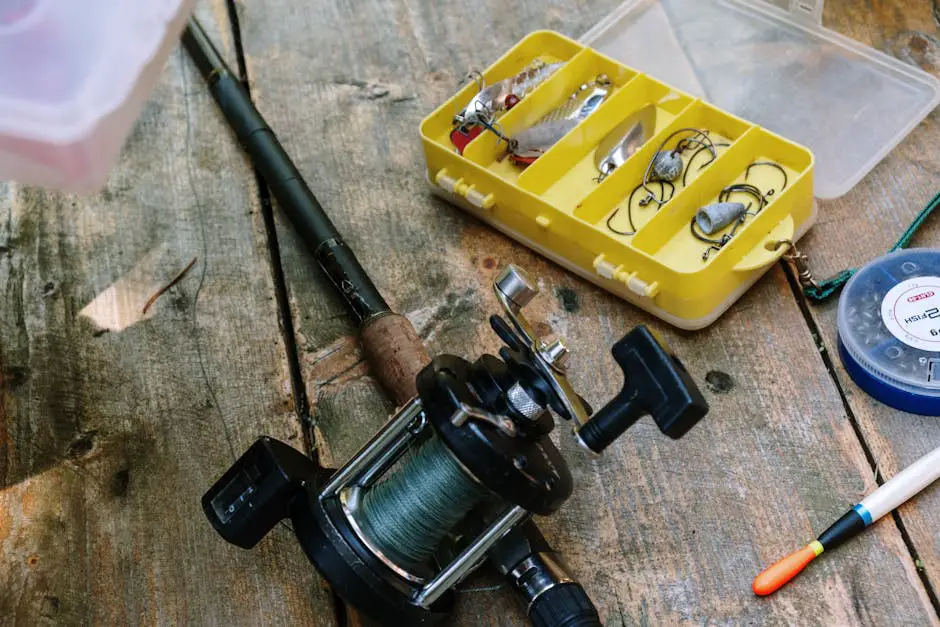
[0,5,336,624]
[235,0,939,624]
[793,0,940,603]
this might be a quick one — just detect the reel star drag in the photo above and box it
[202,265,709,626]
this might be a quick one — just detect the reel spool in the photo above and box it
[838,249,940,415]
[202,265,709,626]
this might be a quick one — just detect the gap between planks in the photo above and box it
[219,2,349,625]
[779,259,940,617]
[221,0,315,458]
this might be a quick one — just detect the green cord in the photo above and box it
[357,435,486,569]
[803,191,940,301]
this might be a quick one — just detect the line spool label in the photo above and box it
[881,276,940,351]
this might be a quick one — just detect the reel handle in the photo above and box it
[577,326,708,454]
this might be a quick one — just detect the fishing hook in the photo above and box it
[719,183,768,212]
[682,142,732,188]
[745,161,789,195]
[607,180,674,236]
[691,210,749,261]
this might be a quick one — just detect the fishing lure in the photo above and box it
[451,61,564,153]
[504,75,611,166]
[594,104,657,183]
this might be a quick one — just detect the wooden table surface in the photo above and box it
[1,1,938,625]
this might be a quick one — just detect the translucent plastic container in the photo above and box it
[0,0,195,192]
[582,0,940,199]
[838,249,940,415]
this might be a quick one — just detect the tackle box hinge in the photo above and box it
[592,255,659,298]
[435,168,495,210]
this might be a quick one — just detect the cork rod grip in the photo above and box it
[360,313,431,407]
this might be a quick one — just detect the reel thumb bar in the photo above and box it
[183,19,600,626]
[182,18,425,400]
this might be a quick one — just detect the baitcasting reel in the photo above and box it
[203,265,708,626]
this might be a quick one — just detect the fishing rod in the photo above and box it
[182,18,605,627]
[182,18,423,399]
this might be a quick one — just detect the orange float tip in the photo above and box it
[752,543,821,596]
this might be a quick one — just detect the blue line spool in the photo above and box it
[837,249,940,416]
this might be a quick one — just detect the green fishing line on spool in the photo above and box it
[357,435,488,570]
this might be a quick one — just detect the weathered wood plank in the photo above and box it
[0,4,336,624]
[793,0,940,599]
[235,0,938,624]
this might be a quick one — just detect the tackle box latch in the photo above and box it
[434,168,496,210]
[593,255,660,299]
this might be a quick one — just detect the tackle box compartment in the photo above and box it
[419,0,939,330]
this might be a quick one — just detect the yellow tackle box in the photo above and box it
[420,1,940,329]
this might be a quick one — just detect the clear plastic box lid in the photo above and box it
[0,0,187,141]
[582,0,940,199]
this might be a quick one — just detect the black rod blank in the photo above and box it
[182,18,390,325]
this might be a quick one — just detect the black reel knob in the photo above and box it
[577,326,708,454]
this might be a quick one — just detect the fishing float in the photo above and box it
[753,444,940,596]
